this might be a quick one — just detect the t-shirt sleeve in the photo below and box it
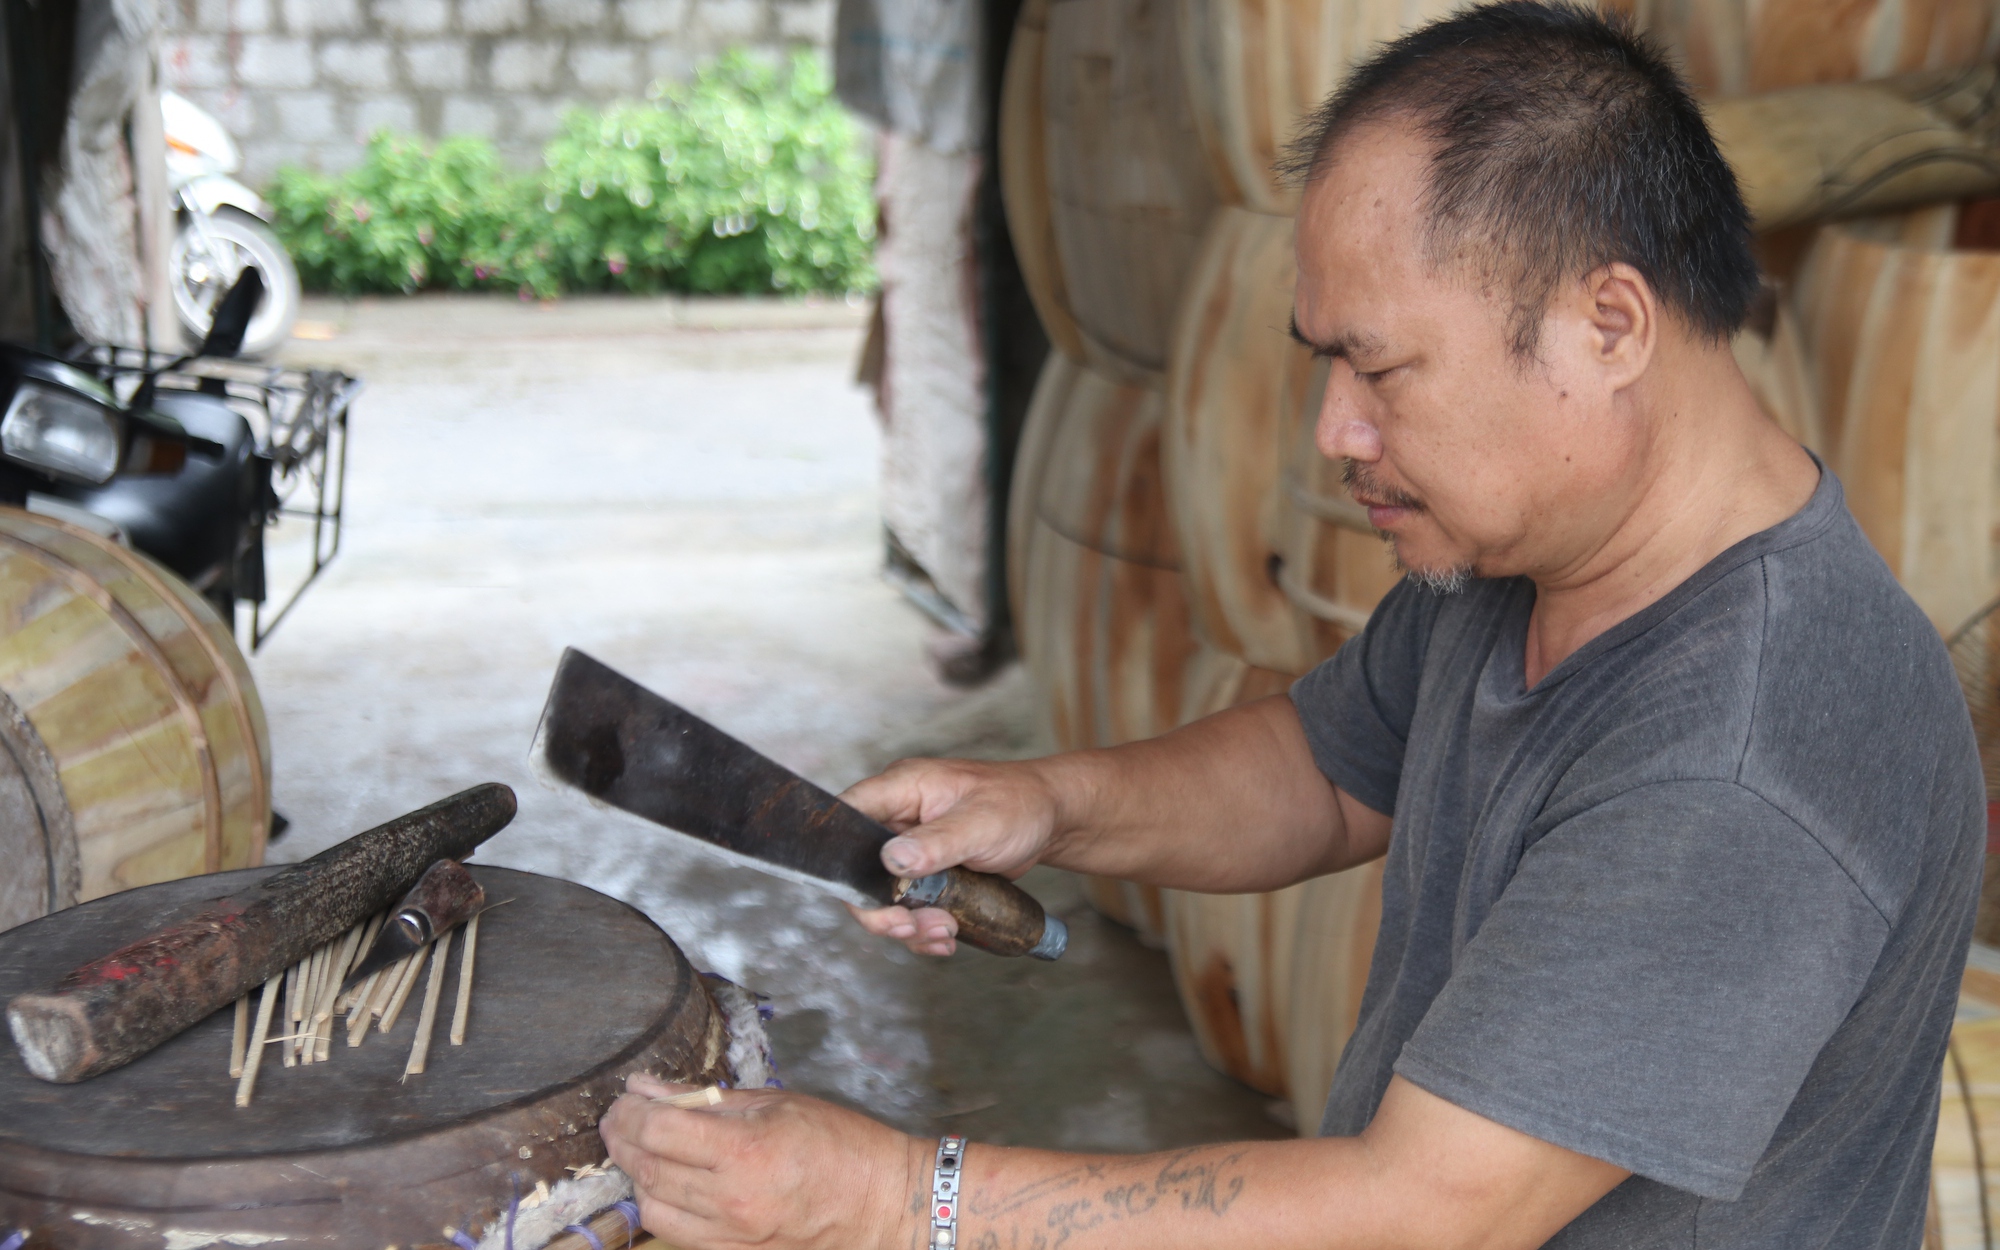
[1392,780,1888,1200]
[1288,577,1435,816]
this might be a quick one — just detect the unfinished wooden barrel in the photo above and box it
[1008,350,1080,626]
[1732,285,1823,450]
[1017,357,1203,752]
[1011,353,1205,945]
[1158,657,1303,1096]
[1043,0,1221,381]
[1283,858,1385,1132]
[1001,0,1089,363]
[1708,67,2000,233]
[1791,208,2000,632]
[1166,207,1325,671]
[0,508,269,931]
[1079,874,1170,946]
[0,865,734,1246]
[1177,0,1465,215]
[1636,0,2000,96]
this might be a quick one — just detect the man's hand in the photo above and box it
[603,1071,1628,1250]
[838,697,1388,957]
[840,756,1061,957]
[601,1073,928,1250]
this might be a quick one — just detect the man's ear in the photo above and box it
[1582,263,1656,386]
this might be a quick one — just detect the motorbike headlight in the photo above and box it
[1,381,122,484]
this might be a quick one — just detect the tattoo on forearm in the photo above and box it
[965,1148,1249,1249]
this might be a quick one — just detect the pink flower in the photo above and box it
[352,198,373,223]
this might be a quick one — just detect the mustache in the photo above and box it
[1340,460,1426,512]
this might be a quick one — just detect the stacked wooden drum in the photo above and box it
[0,508,271,933]
[1000,0,2000,1209]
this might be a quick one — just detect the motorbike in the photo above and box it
[162,91,301,359]
[0,273,353,650]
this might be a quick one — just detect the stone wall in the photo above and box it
[160,0,837,183]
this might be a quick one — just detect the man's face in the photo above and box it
[1292,121,1646,587]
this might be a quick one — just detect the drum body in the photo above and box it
[1011,354,1204,947]
[1165,206,1402,673]
[1015,356,1202,753]
[1001,0,1090,364]
[1793,210,2000,633]
[0,866,730,1247]
[0,508,270,931]
[1043,0,1220,380]
[1283,859,1385,1129]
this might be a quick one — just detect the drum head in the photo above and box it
[0,864,725,1245]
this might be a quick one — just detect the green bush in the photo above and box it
[268,51,875,298]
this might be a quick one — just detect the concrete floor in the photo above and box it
[253,294,1288,1150]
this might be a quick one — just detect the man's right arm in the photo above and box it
[841,694,1392,954]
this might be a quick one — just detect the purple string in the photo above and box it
[1,1230,25,1250]
[613,1200,642,1249]
[448,1232,478,1250]
[560,1224,605,1250]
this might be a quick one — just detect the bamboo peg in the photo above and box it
[449,911,479,1046]
[404,930,452,1078]
[234,973,283,1108]
[362,949,411,1025]
[339,913,385,1013]
[347,966,387,1046]
[299,945,327,1063]
[282,961,301,1067]
[229,995,249,1078]
[315,922,364,1062]
[379,943,429,1033]
[655,1085,724,1108]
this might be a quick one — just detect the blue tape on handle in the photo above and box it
[2,1229,26,1250]
[448,1232,478,1250]
[561,1223,605,1250]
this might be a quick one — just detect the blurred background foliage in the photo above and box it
[268,51,876,298]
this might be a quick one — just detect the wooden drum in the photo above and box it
[1010,354,1205,947]
[1165,206,1406,675]
[1282,859,1385,1131]
[1158,658,1299,1095]
[1001,0,1089,365]
[1791,208,2000,633]
[1014,356,1203,754]
[1178,0,1464,215]
[0,508,270,932]
[0,865,730,1248]
[1043,0,1220,381]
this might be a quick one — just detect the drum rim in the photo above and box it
[0,865,711,1166]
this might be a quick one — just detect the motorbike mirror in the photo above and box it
[198,267,265,360]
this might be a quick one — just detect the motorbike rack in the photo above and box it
[69,345,357,653]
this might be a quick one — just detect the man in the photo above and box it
[601,4,1985,1246]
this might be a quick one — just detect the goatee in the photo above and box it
[1342,460,1473,595]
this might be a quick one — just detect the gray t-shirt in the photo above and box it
[1291,467,1984,1247]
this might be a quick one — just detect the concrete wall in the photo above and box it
[160,0,837,183]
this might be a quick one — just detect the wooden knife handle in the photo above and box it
[894,868,1068,960]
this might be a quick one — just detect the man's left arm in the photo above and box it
[600,1071,1629,1250]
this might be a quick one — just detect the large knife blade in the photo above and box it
[531,648,1067,960]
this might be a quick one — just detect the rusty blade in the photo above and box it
[530,649,899,908]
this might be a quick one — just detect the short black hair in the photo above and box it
[1282,0,1758,356]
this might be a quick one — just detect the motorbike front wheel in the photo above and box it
[170,208,302,358]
